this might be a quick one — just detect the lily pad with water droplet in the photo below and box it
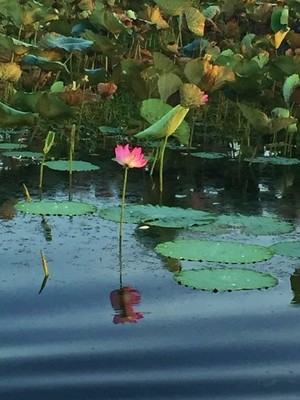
[99,204,215,228]
[155,239,274,263]
[2,151,42,159]
[270,241,300,258]
[174,268,278,291]
[0,143,27,150]
[245,156,300,165]
[44,160,100,172]
[15,201,97,216]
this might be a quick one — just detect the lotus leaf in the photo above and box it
[215,214,294,235]
[99,204,215,228]
[39,34,93,52]
[184,58,204,85]
[283,74,300,104]
[155,239,274,263]
[154,0,192,16]
[135,102,189,144]
[174,268,278,291]
[0,143,27,150]
[270,241,300,258]
[184,7,205,37]
[44,160,100,172]
[158,73,182,103]
[15,201,97,216]
[22,55,66,72]
[245,157,300,165]
[190,152,226,160]
[2,151,42,159]
[0,102,36,127]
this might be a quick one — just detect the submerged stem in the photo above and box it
[119,167,129,241]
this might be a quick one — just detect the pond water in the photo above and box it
[1,153,300,400]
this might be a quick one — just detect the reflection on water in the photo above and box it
[110,286,143,324]
[290,269,300,305]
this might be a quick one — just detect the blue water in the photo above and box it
[1,157,300,399]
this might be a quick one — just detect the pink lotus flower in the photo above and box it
[110,286,144,324]
[202,93,209,104]
[115,144,147,168]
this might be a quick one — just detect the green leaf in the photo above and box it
[271,8,288,32]
[139,99,190,145]
[202,6,220,20]
[135,104,189,141]
[0,102,36,127]
[43,131,55,155]
[155,239,274,263]
[184,7,205,37]
[174,268,278,291]
[153,52,181,75]
[90,7,127,35]
[238,103,270,133]
[44,160,100,172]
[158,73,182,103]
[184,58,204,85]
[270,241,300,258]
[153,0,192,16]
[99,204,215,228]
[22,54,67,72]
[283,74,300,104]
[15,201,97,216]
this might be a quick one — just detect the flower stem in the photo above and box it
[119,166,128,241]
[159,136,168,193]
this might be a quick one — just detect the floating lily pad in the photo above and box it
[0,143,27,150]
[174,268,278,291]
[2,151,42,159]
[191,152,227,159]
[15,201,97,216]
[214,214,294,235]
[245,156,300,165]
[99,204,215,228]
[44,160,100,172]
[270,241,300,258]
[155,239,274,263]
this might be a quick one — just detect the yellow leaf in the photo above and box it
[272,28,290,49]
[184,7,205,37]
[0,62,21,83]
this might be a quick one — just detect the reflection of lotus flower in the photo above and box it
[110,286,143,324]
[115,144,148,169]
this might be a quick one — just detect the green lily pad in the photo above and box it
[0,143,27,150]
[245,157,300,165]
[2,151,42,159]
[270,241,300,258]
[215,214,294,235]
[99,205,215,228]
[174,268,278,291]
[155,239,274,263]
[44,160,100,172]
[15,201,97,216]
[191,152,226,159]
